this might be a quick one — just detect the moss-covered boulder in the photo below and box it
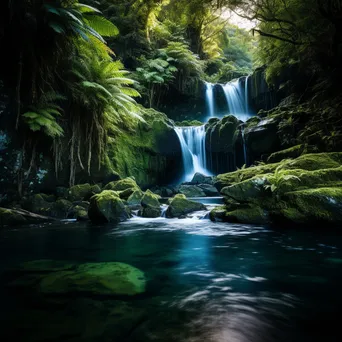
[50,199,73,218]
[209,206,227,222]
[198,184,220,196]
[225,206,269,225]
[179,185,206,197]
[88,190,130,223]
[67,184,101,202]
[39,262,146,296]
[0,208,53,227]
[127,189,144,207]
[166,194,206,218]
[267,144,318,163]
[103,177,141,201]
[140,190,161,218]
[283,187,342,224]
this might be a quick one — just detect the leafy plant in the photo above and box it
[264,165,301,194]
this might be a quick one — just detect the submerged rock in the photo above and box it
[39,262,146,296]
[166,194,205,218]
[88,190,130,223]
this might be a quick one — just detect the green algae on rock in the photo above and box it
[39,262,146,296]
[140,190,161,218]
[166,194,205,218]
[88,190,130,223]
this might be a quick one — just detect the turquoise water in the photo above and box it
[1,218,342,341]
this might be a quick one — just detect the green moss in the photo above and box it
[284,187,342,223]
[0,207,26,226]
[39,262,146,296]
[127,189,144,206]
[88,190,129,223]
[175,120,203,127]
[225,206,269,225]
[141,190,160,208]
[104,178,139,192]
[166,194,205,218]
[67,184,101,202]
[209,205,226,222]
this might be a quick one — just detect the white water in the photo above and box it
[221,77,253,122]
[175,126,212,182]
[205,83,215,118]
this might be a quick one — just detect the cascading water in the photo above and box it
[221,76,253,122]
[205,83,215,118]
[175,125,211,182]
[245,75,250,114]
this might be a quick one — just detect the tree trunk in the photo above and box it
[15,51,23,129]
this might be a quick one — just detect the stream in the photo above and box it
[0,217,342,341]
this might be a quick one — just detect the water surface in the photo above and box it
[1,218,342,341]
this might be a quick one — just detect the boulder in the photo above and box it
[225,206,270,225]
[140,190,161,218]
[104,177,139,192]
[0,207,54,227]
[88,190,130,223]
[198,184,220,196]
[283,187,342,224]
[39,262,146,296]
[191,173,213,185]
[127,189,144,207]
[166,194,206,218]
[67,184,101,202]
[179,185,206,197]
[209,206,227,222]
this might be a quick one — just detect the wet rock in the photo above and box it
[191,173,213,185]
[127,189,144,206]
[67,183,101,202]
[39,262,146,296]
[209,206,227,222]
[0,207,54,227]
[198,184,220,196]
[104,177,139,192]
[140,190,161,218]
[179,185,206,197]
[166,194,205,218]
[88,190,130,223]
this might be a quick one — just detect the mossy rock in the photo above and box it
[191,172,213,184]
[225,206,269,224]
[67,184,101,202]
[39,262,146,296]
[141,190,160,208]
[175,120,203,127]
[0,207,26,226]
[267,144,317,163]
[40,193,56,203]
[166,194,206,218]
[179,185,206,197]
[209,206,227,222]
[104,178,139,192]
[68,205,88,221]
[140,190,161,217]
[284,187,342,223]
[50,199,73,218]
[88,190,130,223]
[23,194,51,214]
[0,207,53,227]
[127,190,144,206]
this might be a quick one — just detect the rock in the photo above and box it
[23,194,51,214]
[50,199,73,218]
[221,176,268,203]
[166,194,206,218]
[67,184,101,202]
[127,189,144,206]
[0,207,54,227]
[88,190,130,223]
[179,185,206,197]
[10,259,76,273]
[284,187,342,224]
[140,190,161,218]
[40,193,56,203]
[68,205,88,221]
[209,206,227,222]
[39,262,146,296]
[104,177,139,194]
[191,173,213,185]
[267,144,318,163]
[198,184,220,196]
[225,206,270,224]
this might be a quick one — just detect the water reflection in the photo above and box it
[0,219,342,341]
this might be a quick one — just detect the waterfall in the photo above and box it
[175,125,211,182]
[221,77,252,122]
[241,126,247,166]
[205,83,215,118]
[245,75,250,114]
